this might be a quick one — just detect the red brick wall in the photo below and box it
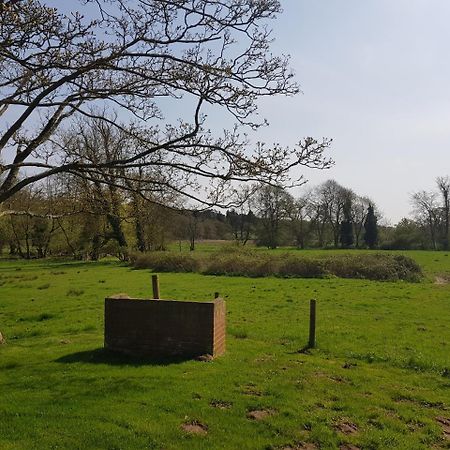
[104,298,226,358]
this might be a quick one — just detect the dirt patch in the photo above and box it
[181,421,208,436]
[281,443,318,450]
[246,409,274,421]
[436,416,450,440]
[210,399,232,409]
[242,384,263,396]
[342,362,357,369]
[0,332,5,345]
[314,371,346,383]
[329,375,346,383]
[340,445,361,450]
[196,354,214,362]
[334,420,359,435]
[434,276,450,285]
[394,395,447,410]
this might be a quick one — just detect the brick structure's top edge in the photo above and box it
[105,297,224,305]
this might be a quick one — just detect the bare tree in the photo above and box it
[0,0,332,208]
[226,186,256,246]
[61,118,130,257]
[1,184,63,258]
[411,190,441,250]
[315,180,353,248]
[253,184,291,249]
[285,193,311,249]
[306,187,329,248]
[186,210,200,251]
[436,176,450,250]
[352,195,373,248]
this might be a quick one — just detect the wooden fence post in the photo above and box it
[152,274,160,299]
[308,299,316,348]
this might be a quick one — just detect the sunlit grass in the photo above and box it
[0,251,449,449]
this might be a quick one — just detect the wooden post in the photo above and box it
[214,292,220,299]
[308,299,316,348]
[152,274,160,299]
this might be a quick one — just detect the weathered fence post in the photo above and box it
[152,274,160,299]
[308,299,316,348]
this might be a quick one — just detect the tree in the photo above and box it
[60,118,131,258]
[307,189,329,248]
[186,210,200,252]
[314,180,352,248]
[225,186,256,245]
[254,184,291,249]
[0,0,332,209]
[411,190,441,250]
[436,176,450,250]
[384,218,425,250]
[352,195,373,248]
[226,209,256,246]
[339,197,353,248]
[285,193,311,249]
[364,204,378,249]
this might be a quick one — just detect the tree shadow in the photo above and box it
[45,259,123,269]
[55,348,194,366]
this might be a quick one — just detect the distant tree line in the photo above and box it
[0,177,380,259]
[405,176,450,250]
[3,171,450,259]
[236,180,380,250]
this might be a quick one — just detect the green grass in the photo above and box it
[0,251,449,449]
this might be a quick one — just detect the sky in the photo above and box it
[8,1,449,223]
[250,0,450,224]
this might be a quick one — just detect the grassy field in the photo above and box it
[0,250,449,449]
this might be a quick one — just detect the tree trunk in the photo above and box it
[90,235,101,261]
[135,216,146,252]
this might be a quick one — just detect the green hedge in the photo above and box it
[130,249,422,282]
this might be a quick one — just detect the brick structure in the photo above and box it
[104,297,226,358]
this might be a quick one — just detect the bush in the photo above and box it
[322,254,422,282]
[204,253,278,277]
[130,249,422,282]
[130,252,201,273]
[278,255,328,278]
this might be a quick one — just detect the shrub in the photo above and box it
[130,252,201,273]
[278,255,328,278]
[204,251,280,277]
[130,250,422,282]
[322,254,422,282]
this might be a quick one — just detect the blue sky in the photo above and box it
[251,0,450,223]
[37,1,450,222]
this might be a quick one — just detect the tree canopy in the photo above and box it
[0,0,332,208]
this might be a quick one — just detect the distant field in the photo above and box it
[0,250,449,449]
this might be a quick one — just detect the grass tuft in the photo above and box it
[66,288,84,297]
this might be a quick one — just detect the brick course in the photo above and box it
[104,297,226,358]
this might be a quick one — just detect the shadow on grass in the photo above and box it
[55,348,193,366]
[45,259,125,268]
